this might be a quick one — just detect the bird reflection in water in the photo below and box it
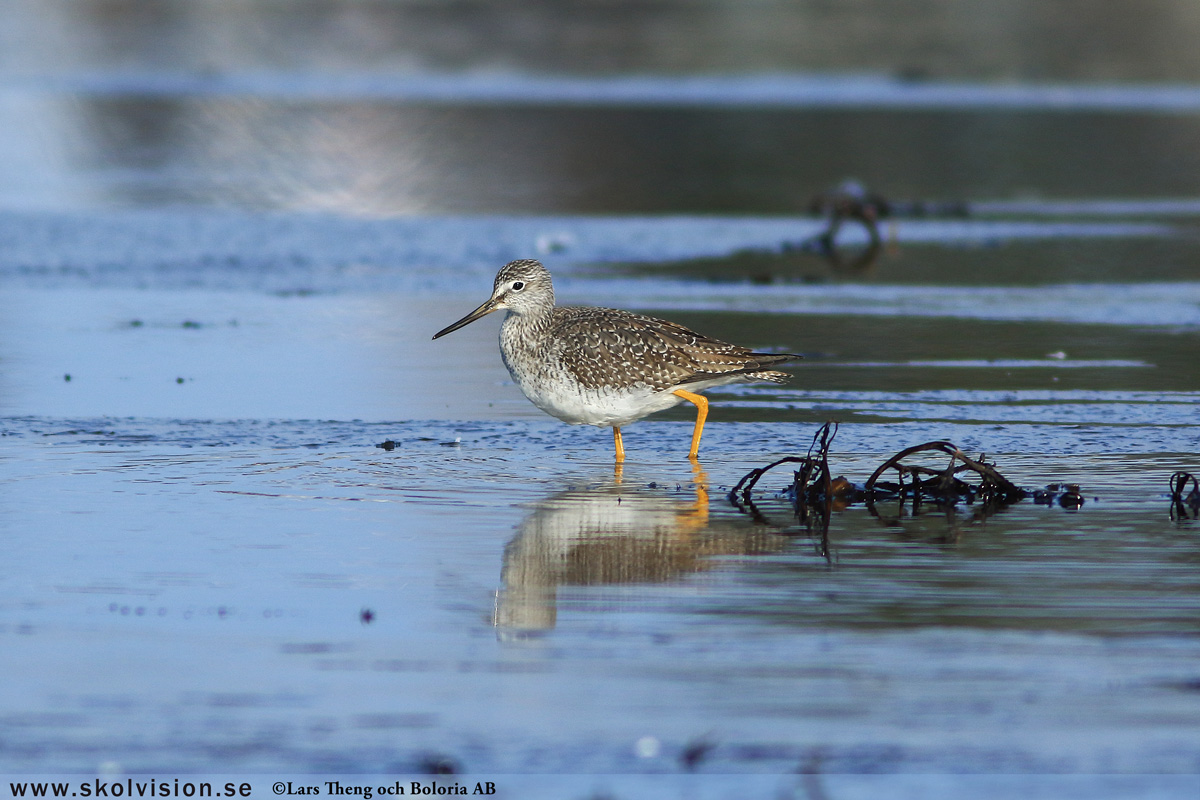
[494,463,785,635]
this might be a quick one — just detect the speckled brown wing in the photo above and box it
[549,306,798,391]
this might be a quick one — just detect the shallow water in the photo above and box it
[2,2,1200,796]
[2,418,1199,783]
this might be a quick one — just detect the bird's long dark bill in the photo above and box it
[432,298,499,339]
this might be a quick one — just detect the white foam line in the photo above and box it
[574,280,1200,328]
[972,199,1200,217]
[822,360,1152,369]
[21,72,1200,114]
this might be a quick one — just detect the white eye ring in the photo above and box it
[511,281,525,291]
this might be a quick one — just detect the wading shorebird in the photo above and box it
[432,259,800,461]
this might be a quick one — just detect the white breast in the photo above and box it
[500,321,685,427]
[520,379,685,427]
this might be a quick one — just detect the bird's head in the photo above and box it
[433,259,555,339]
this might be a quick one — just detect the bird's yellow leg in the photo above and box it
[613,426,625,463]
[671,389,709,459]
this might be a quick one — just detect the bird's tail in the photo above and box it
[751,370,791,384]
[748,352,801,384]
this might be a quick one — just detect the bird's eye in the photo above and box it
[511,281,525,291]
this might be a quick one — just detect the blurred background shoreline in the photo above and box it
[7,0,1200,83]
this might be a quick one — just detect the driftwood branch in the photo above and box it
[864,440,1025,505]
[1170,471,1200,521]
